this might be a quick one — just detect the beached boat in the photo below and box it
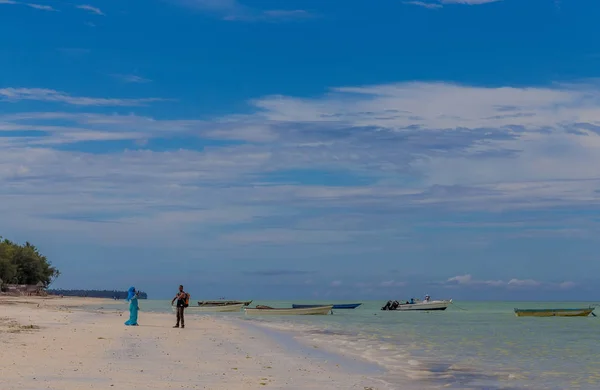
[244,305,333,316]
[291,303,362,309]
[197,300,252,306]
[514,307,596,317]
[172,303,244,313]
[382,299,452,311]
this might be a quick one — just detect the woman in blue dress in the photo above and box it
[124,286,139,326]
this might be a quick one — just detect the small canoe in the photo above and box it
[514,307,596,317]
[173,303,244,313]
[198,300,252,306]
[292,303,362,309]
[244,305,333,316]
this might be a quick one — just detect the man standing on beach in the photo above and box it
[171,285,187,328]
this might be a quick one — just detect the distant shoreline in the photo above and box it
[47,289,148,299]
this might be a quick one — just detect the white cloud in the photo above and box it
[330,280,342,287]
[447,274,504,287]
[1,80,600,267]
[76,4,104,15]
[404,1,443,9]
[0,0,56,11]
[441,0,501,4]
[558,281,577,290]
[380,280,406,287]
[507,278,542,288]
[0,88,166,106]
[446,275,575,289]
[111,74,152,84]
[405,0,501,9]
[26,3,55,11]
[179,0,312,22]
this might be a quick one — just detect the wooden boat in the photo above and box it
[198,300,252,306]
[292,303,362,309]
[514,307,596,317]
[244,305,333,316]
[172,303,244,313]
[382,299,452,311]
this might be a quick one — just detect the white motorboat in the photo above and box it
[382,298,452,311]
[395,299,452,311]
[172,303,244,313]
[244,305,333,316]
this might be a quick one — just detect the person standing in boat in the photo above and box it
[424,295,431,302]
[171,285,188,328]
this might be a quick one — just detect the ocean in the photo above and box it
[95,300,600,389]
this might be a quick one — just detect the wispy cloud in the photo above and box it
[558,281,577,290]
[179,0,313,22]
[380,280,406,287]
[1,80,600,287]
[26,3,55,11]
[404,1,442,9]
[0,88,166,106]
[243,270,316,276]
[0,0,56,11]
[76,4,104,15]
[111,74,152,84]
[447,274,504,287]
[330,280,343,287]
[446,274,572,289]
[406,0,501,8]
[507,278,541,287]
[441,0,502,4]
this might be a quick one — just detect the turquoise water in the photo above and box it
[97,300,600,389]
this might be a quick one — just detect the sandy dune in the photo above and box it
[0,297,384,390]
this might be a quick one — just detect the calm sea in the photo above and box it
[95,300,600,389]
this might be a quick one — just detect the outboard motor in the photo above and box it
[391,300,400,310]
[381,300,393,310]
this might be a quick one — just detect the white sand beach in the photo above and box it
[0,297,385,390]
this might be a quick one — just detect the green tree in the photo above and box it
[0,237,59,287]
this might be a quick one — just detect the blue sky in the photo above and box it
[1,0,600,300]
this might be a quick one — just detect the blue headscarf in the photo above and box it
[127,286,136,301]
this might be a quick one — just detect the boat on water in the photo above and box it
[382,295,452,311]
[514,307,596,317]
[197,300,252,306]
[244,305,333,316]
[291,303,362,309]
[173,303,244,313]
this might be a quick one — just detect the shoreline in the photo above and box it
[0,296,392,390]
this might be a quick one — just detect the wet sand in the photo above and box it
[0,296,386,389]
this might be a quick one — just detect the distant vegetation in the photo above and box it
[0,237,60,289]
[47,289,148,299]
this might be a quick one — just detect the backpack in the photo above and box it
[184,292,190,308]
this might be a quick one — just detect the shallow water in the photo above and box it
[97,300,600,389]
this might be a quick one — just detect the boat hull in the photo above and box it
[292,303,362,309]
[386,300,452,311]
[198,300,252,306]
[173,303,244,313]
[244,305,333,316]
[514,308,595,317]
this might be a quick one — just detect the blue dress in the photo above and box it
[125,295,139,326]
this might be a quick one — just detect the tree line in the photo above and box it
[0,237,60,289]
[47,289,148,299]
